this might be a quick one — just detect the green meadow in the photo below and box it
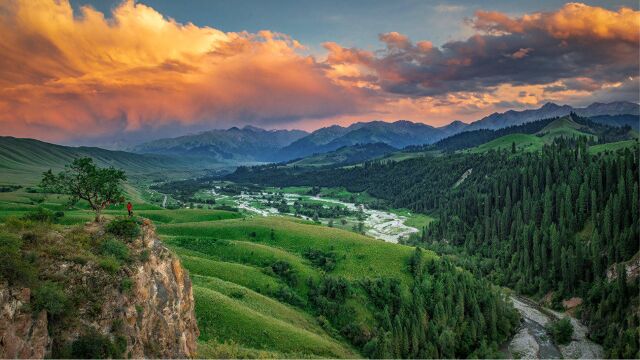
[0,185,442,358]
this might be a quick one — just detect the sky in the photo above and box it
[0,0,638,146]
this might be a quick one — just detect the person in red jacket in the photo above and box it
[127,202,133,217]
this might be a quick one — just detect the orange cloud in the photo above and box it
[0,0,360,141]
[0,1,637,143]
[474,3,639,42]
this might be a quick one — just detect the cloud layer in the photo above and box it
[0,0,360,141]
[325,3,639,97]
[0,1,638,142]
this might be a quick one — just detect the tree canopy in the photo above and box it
[41,157,127,221]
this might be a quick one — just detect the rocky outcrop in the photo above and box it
[117,219,199,358]
[0,219,199,359]
[0,288,50,358]
[606,252,640,282]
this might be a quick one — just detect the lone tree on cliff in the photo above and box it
[41,157,127,222]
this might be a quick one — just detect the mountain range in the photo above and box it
[130,101,638,163]
[132,126,308,162]
[466,101,639,131]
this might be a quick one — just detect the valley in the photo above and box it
[2,1,639,358]
[1,110,638,359]
[188,186,421,243]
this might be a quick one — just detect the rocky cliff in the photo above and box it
[0,219,199,359]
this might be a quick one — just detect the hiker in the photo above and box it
[127,202,133,217]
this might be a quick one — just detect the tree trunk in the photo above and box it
[94,208,102,223]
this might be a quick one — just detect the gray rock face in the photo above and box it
[0,288,50,359]
[0,220,199,359]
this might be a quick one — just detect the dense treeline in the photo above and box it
[420,138,639,357]
[432,117,558,152]
[308,249,518,358]
[228,137,640,357]
[431,113,633,152]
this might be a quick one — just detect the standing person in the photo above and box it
[127,202,133,217]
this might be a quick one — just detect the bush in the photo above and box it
[70,331,125,359]
[32,282,69,316]
[105,218,140,241]
[0,232,35,285]
[270,260,298,286]
[547,318,574,345]
[120,277,133,293]
[21,207,63,223]
[139,249,150,262]
[99,238,130,262]
[273,286,305,307]
[303,249,337,271]
[99,256,121,274]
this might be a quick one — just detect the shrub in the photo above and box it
[270,260,298,287]
[105,218,140,241]
[229,290,245,299]
[273,286,305,307]
[70,331,125,359]
[139,249,150,262]
[120,277,133,293]
[99,238,130,262]
[32,282,69,316]
[303,249,337,271]
[547,318,574,345]
[0,232,35,285]
[99,256,121,274]
[21,207,63,223]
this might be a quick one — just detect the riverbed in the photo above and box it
[215,191,419,243]
[506,296,604,359]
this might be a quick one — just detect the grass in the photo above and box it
[158,217,419,282]
[0,136,196,185]
[467,133,545,153]
[588,139,638,154]
[193,285,357,358]
[0,179,442,358]
[392,209,436,230]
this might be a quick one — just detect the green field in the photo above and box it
[588,139,639,154]
[467,133,545,153]
[0,186,438,357]
[0,136,208,185]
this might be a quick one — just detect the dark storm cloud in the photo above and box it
[325,3,639,97]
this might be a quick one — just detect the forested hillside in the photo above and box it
[227,137,640,357]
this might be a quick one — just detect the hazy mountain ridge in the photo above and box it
[467,101,639,131]
[275,120,446,161]
[130,101,637,164]
[0,136,199,185]
[133,126,308,162]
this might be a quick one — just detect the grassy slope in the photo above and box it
[588,139,639,154]
[0,136,195,185]
[466,117,610,154]
[156,217,425,357]
[2,188,441,357]
[467,133,545,153]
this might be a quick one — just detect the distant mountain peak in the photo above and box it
[242,125,266,132]
[467,100,639,131]
[540,102,561,109]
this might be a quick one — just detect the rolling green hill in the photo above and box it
[0,186,518,358]
[535,116,597,141]
[464,115,637,154]
[467,133,545,153]
[0,136,199,185]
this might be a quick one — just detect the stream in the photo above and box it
[506,296,603,359]
[220,190,419,243]
[209,188,604,359]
